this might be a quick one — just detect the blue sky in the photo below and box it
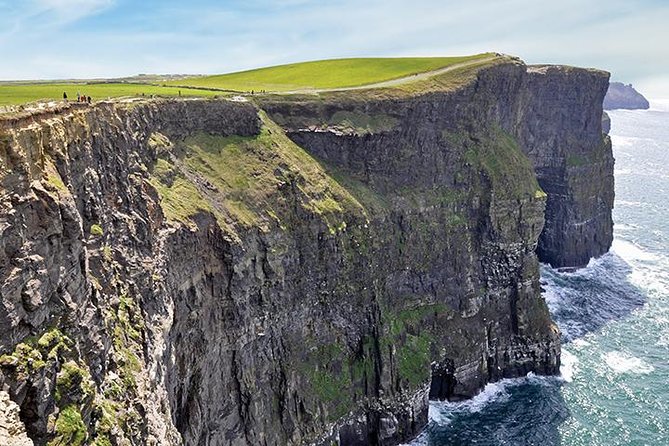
[1,0,668,97]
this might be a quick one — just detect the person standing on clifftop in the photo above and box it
[63,92,68,102]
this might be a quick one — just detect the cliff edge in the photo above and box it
[521,66,614,268]
[0,55,612,445]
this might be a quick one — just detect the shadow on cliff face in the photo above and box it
[541,251,646,343]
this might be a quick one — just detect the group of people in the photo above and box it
[62,91,92,104]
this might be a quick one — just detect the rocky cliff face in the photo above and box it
[603,82,650,110]
[0,56,612,446]
[515,66,614,268]
[1,391,34,446]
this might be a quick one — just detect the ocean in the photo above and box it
[408,101,669,445]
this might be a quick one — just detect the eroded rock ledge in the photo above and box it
[0,57,611,445]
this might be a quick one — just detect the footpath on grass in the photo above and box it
[279,54,500,94]
[0,55,504,122]
[167,55,501,96]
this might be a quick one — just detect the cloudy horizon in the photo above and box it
[1,0,667,97]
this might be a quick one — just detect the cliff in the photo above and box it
[518,66,614,268]
[0,56,612,445]
[603,82,650,110]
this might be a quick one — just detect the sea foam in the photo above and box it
[560,349,579,383]
[603,351,655,374]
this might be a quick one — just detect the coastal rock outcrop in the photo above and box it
[0,55,612,445]
[604,82,650,110]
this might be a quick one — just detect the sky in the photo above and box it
[1,0,668,97]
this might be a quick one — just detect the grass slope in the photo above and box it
[0,83,220,106]
[166,54,491,92]
[149,112,366,234]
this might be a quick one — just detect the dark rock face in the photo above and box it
[0,100,261,446]
[603,82,650,110]
[514,66,614,268]
[260,60,611,438]
[0,58,612,446]
[602,112,611,134]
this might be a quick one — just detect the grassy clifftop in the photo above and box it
[0,53,503,106]
[165,54,492,92]
[0,83,220,106]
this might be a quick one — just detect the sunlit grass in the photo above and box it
[165,54,492,92]
[0,83,220,106]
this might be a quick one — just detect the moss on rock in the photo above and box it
[48,405,87,446]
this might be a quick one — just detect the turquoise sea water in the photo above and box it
[409,102,669,445]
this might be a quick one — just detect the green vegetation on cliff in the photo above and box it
[298,342,356,421]
[382,304,452,388]
[148,112,367,234]
[50,405,87,446]
[451,127,543,200]
[0,328,95,445]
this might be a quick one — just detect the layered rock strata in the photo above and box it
[0,56,612,445]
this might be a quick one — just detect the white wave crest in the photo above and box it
[604,351,655,374]
[612,239,660,263]
[612,239,669,296]
[428,372,559,421]
[428,381,510,419]
[457,381,511,412]
[542,281,562,314]
[615,223,640,231]
[610,135,638,147]
[571,338,591,348]
[560,349,579,383]
[426,403,450,426]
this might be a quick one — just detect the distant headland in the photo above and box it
[604,82,650,110]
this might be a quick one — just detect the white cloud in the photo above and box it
[33,0,114,17]
[0,0,667,97]
[0,0,114,36]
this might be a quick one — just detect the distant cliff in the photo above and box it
[0,55,612,445]
[604,82,650,110]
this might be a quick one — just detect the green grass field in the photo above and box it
[165,54,492,92]
[0,54,496,106]
[0,83,220,106]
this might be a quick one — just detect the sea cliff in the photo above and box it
[603,82,650,110]
[0,55,612,445]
